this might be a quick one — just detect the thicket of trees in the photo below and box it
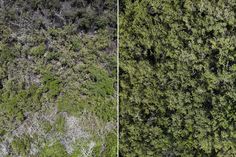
[0,0,116,156]
[120,0,236,156]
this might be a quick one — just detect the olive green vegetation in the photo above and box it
[103,132,117,156]
[120,0,236,156]
[40,141,68,157]
[11,135,31,157]
[0,0,116,156]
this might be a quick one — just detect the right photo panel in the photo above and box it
[120,0,236,156]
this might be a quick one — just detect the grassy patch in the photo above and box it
[54,115,66,133]
[39,141,68,157]
[11,135,31,157]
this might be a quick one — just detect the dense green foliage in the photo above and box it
[0,0,116,156]
[120,0,236,156]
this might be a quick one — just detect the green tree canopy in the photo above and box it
[120,0,236,156]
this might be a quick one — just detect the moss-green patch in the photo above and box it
[42,72,61,99]
[86,65,115,97]
[92,97,116,122]
[58,93,115,122]
[42,121,52,133]
[70,147,82,157]
[39,141,68,157]
[29,43,46,56]
[46,51,60,61]
[0,43,16,63]
[71,36,81,51]
[102,132,117,157]
[0,83,44,135]
[54,115,66,133]
[57,64,115,122]
[58,93,86,117]
[11,135,31,157]
[92,140,103,157]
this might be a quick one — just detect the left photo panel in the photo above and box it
[0,0,117,156]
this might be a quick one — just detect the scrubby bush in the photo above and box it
[0,43,15,63]
[86,66,115,96]
[0,0,116,156]
[120,0,236,156]
[42,72,61,98]
[103,132,117,157]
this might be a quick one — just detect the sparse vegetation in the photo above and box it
[0,0,116,156]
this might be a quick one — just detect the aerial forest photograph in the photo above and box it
[0,0,117,156]
[1,0,236,157]
[120,0,236,156]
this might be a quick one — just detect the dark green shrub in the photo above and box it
[42,73,61,98]
[71,36,81,51]
[0,43,15,63]
[120,0,236,156]
[86,66,115,97]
